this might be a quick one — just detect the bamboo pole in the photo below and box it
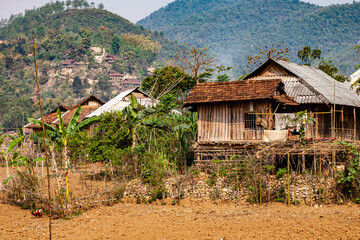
[341,107,344,141]
[331,105,334,138]
[287,152,290,207]
[333,79,336,138]
[319,156,322,206]
[259,156,262,206]
[33,33,52,240]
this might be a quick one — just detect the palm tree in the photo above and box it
[351,78,360,94]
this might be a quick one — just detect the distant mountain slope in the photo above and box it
[0,2,180,129]
[0,6,178,60]
[138,0,360,75]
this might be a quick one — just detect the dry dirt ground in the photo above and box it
[1,201,360,240]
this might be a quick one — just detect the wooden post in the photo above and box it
[33,33,52,240]
[354,107,356,142]
[331,105,334,138]
[341,107,344,141]
[319,156,322,205]
[259,156,262,206]
[302,154,305,174]
[287,152,291,207]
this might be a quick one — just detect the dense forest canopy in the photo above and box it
[138,0,360,76]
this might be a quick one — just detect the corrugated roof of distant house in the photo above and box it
[121,78,141,84]
[85,87,156,118]
[62,59,75,65]
[107,70,123,77]
[245,59,360,107]
[183,79,284,106]
[72,95,104,108]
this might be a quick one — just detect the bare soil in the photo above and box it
[1,201,360,240]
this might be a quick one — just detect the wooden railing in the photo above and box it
[334,128,355,141]
[231,129,264,141]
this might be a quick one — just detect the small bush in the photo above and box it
[276,168,288,179]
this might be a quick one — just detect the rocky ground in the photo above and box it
[1,200,360,240]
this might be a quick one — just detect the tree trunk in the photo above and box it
[50,146,58,171]
[131,132,136,150]
[63,144,69,170]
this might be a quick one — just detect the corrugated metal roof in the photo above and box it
[350,68,360,84]
[274,59,360,107]
[246,59,360,107]
[247,75,322,104]
[85,87,157,118]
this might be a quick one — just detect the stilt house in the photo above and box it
[184,59,360,144]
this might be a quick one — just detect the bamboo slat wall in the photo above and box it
[197,102,360,144]
[198,101,266,143]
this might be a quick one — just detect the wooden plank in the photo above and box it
[197,105,202,142]
[226,103,229,142]
[354,107,356,142]
[240,104,244,140]
[212,104,217,141]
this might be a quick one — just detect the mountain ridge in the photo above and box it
[138,0,360,75]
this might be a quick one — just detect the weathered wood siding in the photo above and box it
[198,101,267,143]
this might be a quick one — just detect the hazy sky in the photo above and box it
[0,0,358,23]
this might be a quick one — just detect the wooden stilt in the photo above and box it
[354,107,356,142]
[319,156,322,205]
[341,107,344,141]
[331,105,334,138]
[302,154,305,174]
[287,153,290,207]
[259,156,262,206]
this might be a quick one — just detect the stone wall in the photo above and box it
[123,173,338,205]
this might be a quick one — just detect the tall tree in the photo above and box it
[141,65,195,99]
[297,46,321,66]
[175,45,216,84]
[72,76,82,96]
[98,3,104,10]
[318,59,348,82]
[246,42,289,72]
[111,36,121,55]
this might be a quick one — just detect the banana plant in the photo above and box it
[1,135,24,180]
[30,129,61,171]
[143,112,198,168]
[10,156,44,175]
[28,105,100,202]
[123,94,156,149]
[29,105,100,169]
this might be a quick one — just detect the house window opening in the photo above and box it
[245,112,256,129]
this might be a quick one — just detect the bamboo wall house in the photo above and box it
[184,59,360,168]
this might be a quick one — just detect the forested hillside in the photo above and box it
[138,0,360,75]
[0,1,179,129]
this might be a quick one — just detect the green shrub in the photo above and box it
[276,168,288,179]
